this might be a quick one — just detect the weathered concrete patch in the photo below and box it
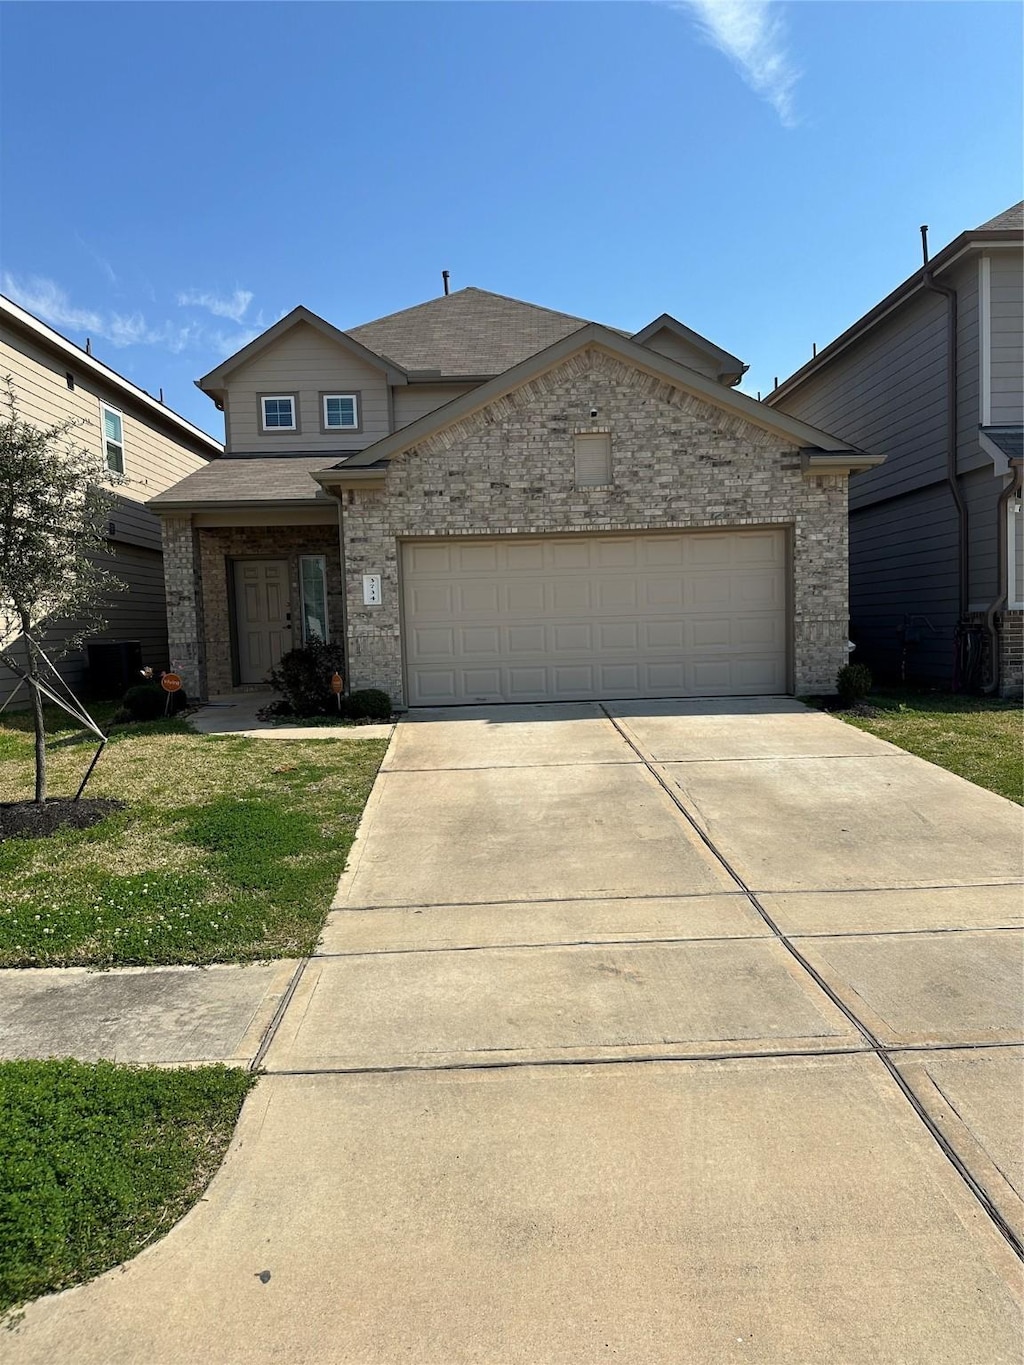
[891,1045,1024,1245]
[335,762,735,909]
[659,753,1023,891]
[318,893,766,954]
[263,938,862,1072]
[7,1059,1022,1364]
[763,885,1024,936]
[383,703,631,771]
[609,697,897,762]
[796,930,1024,1046]
[0,961,298,1066]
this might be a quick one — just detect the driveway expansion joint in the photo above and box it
[599,703,1024,1263]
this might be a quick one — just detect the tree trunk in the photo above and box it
[19,610,47,805]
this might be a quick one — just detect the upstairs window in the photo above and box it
[322,393,359,431]
[101,404,124,474]
[260,394,297,431]
[574,432,612,487]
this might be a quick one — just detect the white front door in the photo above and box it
[234,559,291,684]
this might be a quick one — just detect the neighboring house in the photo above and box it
[0,296,221,708]
[767,203,1024,697]
[150,288,881,708]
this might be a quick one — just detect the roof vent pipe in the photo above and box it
[920,225,930,265]
[442,270,450,296]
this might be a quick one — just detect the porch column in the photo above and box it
[160,513,206,699]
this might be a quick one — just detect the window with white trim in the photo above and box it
[323,394,359,430]
[101,404,124,474]
[260,395,296,430]
[299,555,330,643]
[574,432,612,487]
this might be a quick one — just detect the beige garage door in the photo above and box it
[402,530,788,706]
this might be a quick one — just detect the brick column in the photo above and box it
[160,514,206,699]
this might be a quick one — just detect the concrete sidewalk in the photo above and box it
[6,698,1023,1363]
[190,692,394,741]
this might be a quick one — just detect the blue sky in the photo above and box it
[2,1,1020,439]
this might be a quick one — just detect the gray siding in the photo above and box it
[963,465,1003,608]
[224,322,390,453]
[849,482,959,685]
[990,251,1023,425]
[774,287,949,510]
[0,544,170,711]
[393,383,477,429]
[955,258,983,473]
[639,328,724,380]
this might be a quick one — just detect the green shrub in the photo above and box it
[836,662,873,707]
[267,638,347,717]
[342,688,392,721]
[122,684,166,721]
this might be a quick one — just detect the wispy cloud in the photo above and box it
[672,1,799,127]
[2,273,197,354]
[74,233,119,287]
[177,287,253,323]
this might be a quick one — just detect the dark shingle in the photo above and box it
[148,456,332,507]
[976,202,1024,232]
[347,287,607,375]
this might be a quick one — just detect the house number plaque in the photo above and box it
[362,574,382,606]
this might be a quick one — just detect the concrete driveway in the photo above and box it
[8,699,1023,1363]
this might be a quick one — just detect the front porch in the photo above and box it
[161,507,344,702]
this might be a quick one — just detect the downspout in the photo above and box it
[919,230,969,625]
[981,459,1023,695]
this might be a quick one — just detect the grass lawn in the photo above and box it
[0,706,387,966]
[0,1059,255,1316]
[834,689,1022,804]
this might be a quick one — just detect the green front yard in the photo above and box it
[834,689,1022,805]
[0,707,387,967]
[0,1059,256,1315]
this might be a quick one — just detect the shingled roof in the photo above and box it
[149,455,337,508]
[346,287,604,376]
[977,201,1024,232]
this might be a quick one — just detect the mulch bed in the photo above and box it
[0,798,125,841]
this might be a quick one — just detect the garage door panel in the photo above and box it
[507,624,546,653]
[407,583,453,616]
[596,579,639,611]
[506,581,546,614]
[455,582,500,615]
[456,544,500,573]
[505,542,546,570]
[459,627,501,656]
[550,541,591,570]
[405,543,453,574]
[599,622,639,651]
[402,532,788,705]
[553,623,594,652]
[412,627,456,658]
[552,580,593,612]
[508,667,547,698]
[644,620,685,649]
[595,539,638,568]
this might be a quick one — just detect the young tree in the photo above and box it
[0,377,126,803]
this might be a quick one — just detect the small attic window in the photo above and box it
[574,432,612,487]
[66,372,75,390]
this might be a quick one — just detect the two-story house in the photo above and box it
[767,203,1023,697]
[0,296,221,708]
[150,287,881,708]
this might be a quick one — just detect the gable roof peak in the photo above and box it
[346,286,609,377]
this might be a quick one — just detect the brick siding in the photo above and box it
[342,347,851,706]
